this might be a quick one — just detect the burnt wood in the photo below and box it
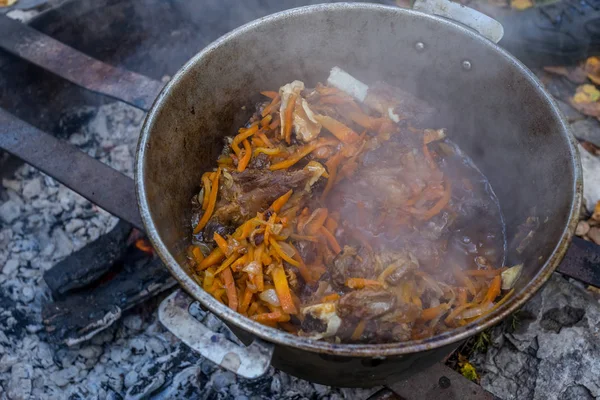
[557,236,600,287]
[42,257,176,346]
[43,220,132,297]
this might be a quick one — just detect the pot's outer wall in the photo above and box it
[137,3,581,386]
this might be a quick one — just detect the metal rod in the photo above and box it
[0,108,144,231]
[0,14,163,111]
[556,236,600,287]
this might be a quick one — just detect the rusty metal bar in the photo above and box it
[0,108,144,230]
[0,14,163,111]
[384,363,497,400]
[556,236,600,287]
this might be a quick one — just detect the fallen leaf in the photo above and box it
[570,84,600,118]
[543,65,588,84]
[592,200,600,221]
[584,57,600,85]
[0,0,17,6]
[458,354,479,382]
[581,140,600,156]
[511,0,534,9]
[395,0,412,8]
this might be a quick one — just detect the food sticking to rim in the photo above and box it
[188,66,522,344]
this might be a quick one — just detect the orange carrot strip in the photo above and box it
[247,302,259,316]
[319,226,341,254]
[270,189,293,213]
[198,247,225,270]
[237,139,252,172]
[201,174,211,210]
[272,264,297,314]
[252,310,290,323]
[232,124,259,156]
[231,254,249,271]
[345,278,383,289]
[194,168,221,234]
[287,242,313,284]
[420,182,452,221]
[261,95,281,118]
[269,142,318,171]
[269,238,300,267]
[304,208,329,235]
[283,93,297,144]
[254,244,265,291]
[257,132,274,147]
[453,266,477,296]
[321,293,340,302]
[279,322,298,333]
[191,246,205,265]
[213,233,229,255]
[202,267,216,293]
[464,268,506,277]
[484,275,502,304]
[321,152,344,200]
[221,268,238,311]
[458,288,468,306]
[269,118,280,130]
[214,253,241,275]
[260,115,273,129]
[289,234,319,242]
[325,217,338,233]
[261,91,278,99]
[444,303,474,325]
[347,111,385,131]
[351,320,367,341]
[420,304,450,322]
[315,115,361,144]
[254,147,281,156]
[239,287,253,315]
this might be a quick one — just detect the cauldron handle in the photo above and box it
[158,289,274,379]
[413,0,504,44]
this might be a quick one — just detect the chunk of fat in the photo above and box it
[300,302,342,340]
[279,80,306,135]
[327,66,369,102]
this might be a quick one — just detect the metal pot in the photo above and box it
[136,2,581,387]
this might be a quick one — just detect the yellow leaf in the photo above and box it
[460,361,479,382]
[511,0,533,10]
[0,0,18,6]
[573,92,590,104]
[582,84,599,95]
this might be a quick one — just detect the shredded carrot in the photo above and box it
[271,189,293,213]
[198,247,225,270]
[253,244,265,291]
[239,287,253,315]
[484,275,502,303]
[490,288,514,313]
[283,93,297,144]
[261,91,278,99]
[269,238,300,267]
[269,142,317,171]
[254,147,280,156]
[232,124,259,156]
[238,139,252,172]
[321,293,340,302]
[221,268,238,311]
[289,234,319,242]
[272,264,297,314]
[319,226,341,254]
[464,268,506,277]
[194,168,221,234]
[345,278,383,289]
[231,254,249,271]
[191,246,204,265]
[412,296,423,308]
[261,95,280,118]
[201,174,211,210]
[269,118,280,130]
[420,304,449,322]
[214,253,241,275]
[247,302,259,316]
[419,182,452,221]
[213,233,229,255]
[351,320,367,341]
[444,303,474,325]
[252,310,290,323]
[458,288,468,306]
[453,266,477,296]
[203,267,216,293]
[314,115,361,144]
[279,322,298,333]
[325,217,338,233]
[321,151,344,200]
[260,115,273,129]
[304,208,329,235]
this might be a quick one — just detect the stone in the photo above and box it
[124,370,138,388]
[20,287,34,303]
[3,259,19,275]
[576,220,591,236]
[123,315,143,331]
[125,372,165,400]
[145,338,165,355]
[571,118,600,148]
[579,144,600,213]
[50,366,79,387]
[0,354,19,373]
[7,363,32,400]
[0,201,22,224]
[51,228,74,259]
[65,218,85,234]
[79,345,102,360]
[2,179,21,193]
[22,178,42,199]
[587,226,600,245]
[478,274,600,400]
[212,370,236,390]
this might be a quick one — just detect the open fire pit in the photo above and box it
[1,0,600,399]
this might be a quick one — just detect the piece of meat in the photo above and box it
[366,81,436,126]
[214,168,311,225]
[329,246,376,290]
[337,288,396,319]
[376,251,419,286]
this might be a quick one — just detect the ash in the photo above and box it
[0,102,378,400]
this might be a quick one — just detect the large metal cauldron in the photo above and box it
[137,3,581,387]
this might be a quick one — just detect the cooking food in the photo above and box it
[188,67,517,343]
